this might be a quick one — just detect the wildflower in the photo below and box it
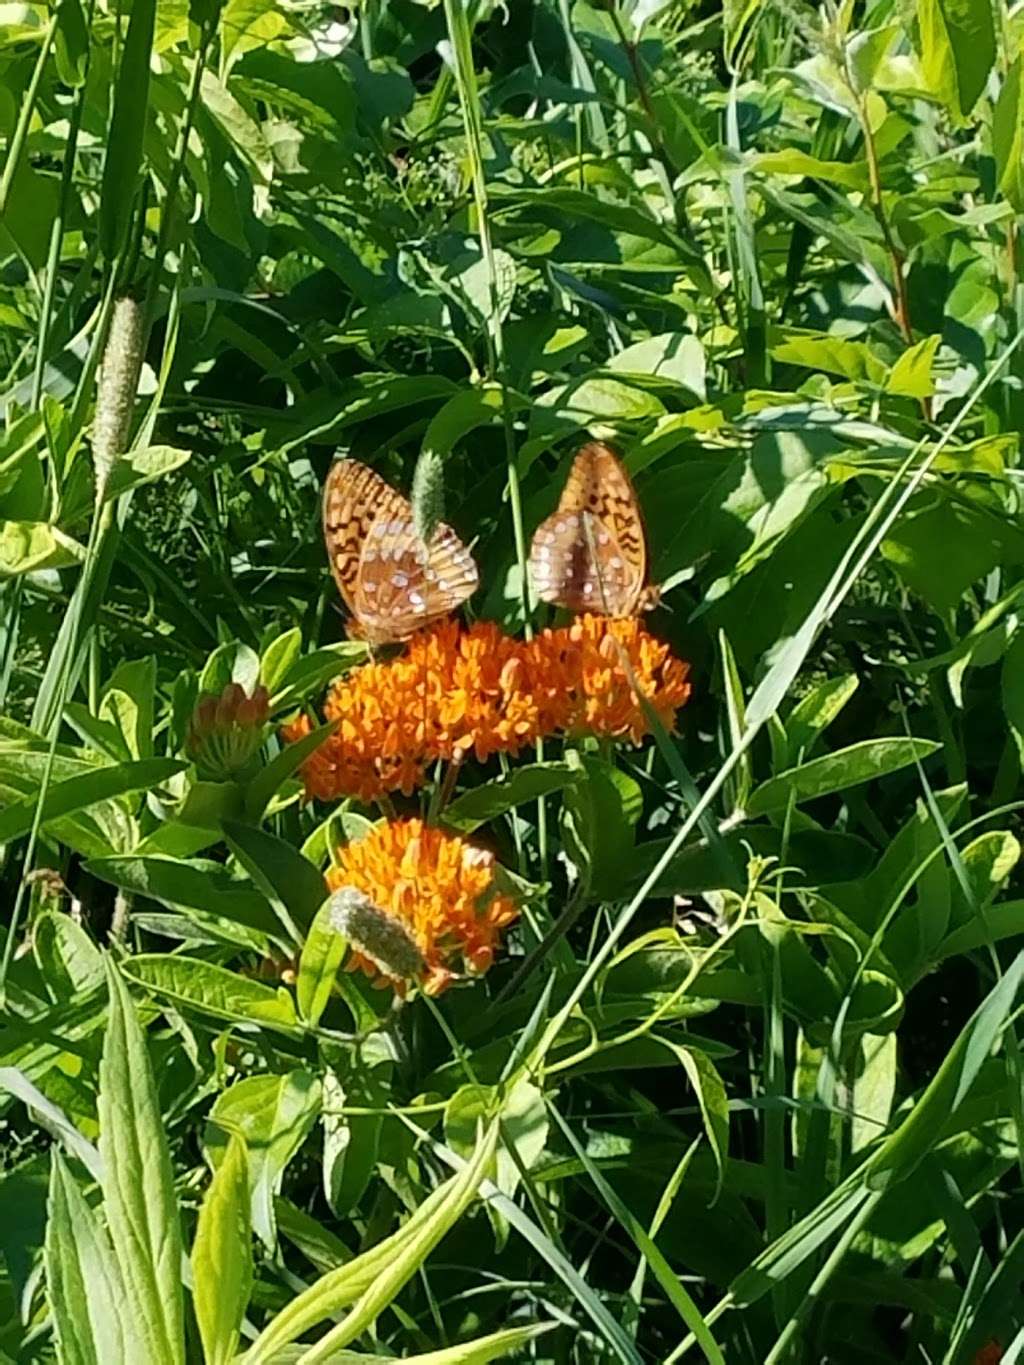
[187,682,270,779]
[285,614,692,801]
[326,818,518,996]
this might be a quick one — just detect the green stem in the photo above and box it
[0,15,57,216]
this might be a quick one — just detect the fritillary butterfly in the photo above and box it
[323,459,479,644]
[529,442,659,617]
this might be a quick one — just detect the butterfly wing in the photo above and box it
[529,442,648,615]
[354,515,478,643]
[323,459,478,643]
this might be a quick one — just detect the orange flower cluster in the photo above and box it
[327,818,518,996]
[283,614,692,802]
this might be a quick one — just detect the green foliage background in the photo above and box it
[1,0,1024,1360]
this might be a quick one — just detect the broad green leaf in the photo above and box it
[191,1135,252,1365]
[0,758,183,844]
[606,333,706,402]
[752,150,868,190]
[886,336,941,398]
[444,762,579,832]
[84,855,282,940]
[916,0,995,117]
[199,641,261,696]
[100,657,156,761]
[852,1032,897,1153]
[560,757,642,901]
[54,0,88,87]
[207,1072,321,1251]
[937,900,1024,960]
[32,912,104,997]
[259,628,301,694]
[747,738,940,815]
[0,520,83,575]
[122,955,300,1032]
[770,330,887,383]
[223,819,326,937]
[101,445,191,503]
[98,960,184,1364]
[45,1150,127,1365]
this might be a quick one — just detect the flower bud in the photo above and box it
[186,681,270,778]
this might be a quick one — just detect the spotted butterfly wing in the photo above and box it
[323,459,478,644]
[529,442,654,616]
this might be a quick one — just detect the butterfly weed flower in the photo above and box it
[186,682,270,779]
[326,819,519,996]
[530,613,693,744]
[285,615,692,801]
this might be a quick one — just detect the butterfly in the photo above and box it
[323,458,479,644]
[529,441,660,617]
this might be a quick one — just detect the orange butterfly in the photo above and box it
[529,442,659,617]
[323,459,478,644]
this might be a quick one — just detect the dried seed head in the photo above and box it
[93,296,145,500]
[329,885,426,983]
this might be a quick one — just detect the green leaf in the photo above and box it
[786,674,859,762]
[994,58,1024,213]
[101,445,192,503]
[296,899,346,1027]
[886,335,941,398]
[0,758,185,844]
[98,960,184,1364]
[45,1150,127,1365]
[199,641,261,696]
[605,333,706,402]
[259,628,301,694]
[243,1122,498,1362]
[916,0,995,117]
[769,329,887,383]
[0,520,84,575]
[747,738,941,815]
[54,0,89,87]
[122,955,300,1033]
[245,719,339,820]
[560,758,642,901]
[206,1072,321,1250]
[191,1135,252,1365]
[98,0,157,259]
[270,645,368,708]
[444,762,579,832]
[223,820,326,938]
[866,950,1024,1188]
[84,855,283,941]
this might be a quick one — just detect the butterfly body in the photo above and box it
[529,442,658,617]
[323,459,478,644]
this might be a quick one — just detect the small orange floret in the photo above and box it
[327,818,518,996]
[284,615,691,801]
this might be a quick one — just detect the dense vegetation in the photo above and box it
[1,0,1023,1360]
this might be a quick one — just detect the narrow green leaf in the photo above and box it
[747,738,940,815]
[122,955,300,1032]
[45,1150,127,1365]
[223,819,326,937]
[98,0,157,259]
[98,959,184,1364]
[0,758,184,844]
[296,898,345,1027]
[244,720,339,820]
[444,762,579,832]
[191,1135,252,1365]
